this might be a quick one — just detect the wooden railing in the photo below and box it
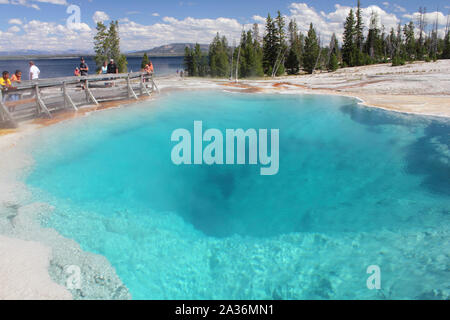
[0,72,159,128]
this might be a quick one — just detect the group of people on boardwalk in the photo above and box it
[0,62,36,110]
[1,61,40,95]
[1,61,39,95]
[1,57,155,113]
[73,58,154,78]
[74,58,119,77]
[1,61,39,111]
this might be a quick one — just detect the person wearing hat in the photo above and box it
[107,59,118,74]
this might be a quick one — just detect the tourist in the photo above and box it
[101,61,108,74]
[11,70,22,84]
[0,71,17,111]
[79,58,89,90]
[148,60,154,74]
[143,64,150,82]
[107,59,118,74]
[74,67,80,76]
[79,57,89,76]
[1,71,14,89]
[107,59,118,87]
[29,61,40,80]
[9,70,22,103]
[144,62,154,83]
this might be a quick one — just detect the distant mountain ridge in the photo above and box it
[0,49,90,57]
[0,43,208,58]
[129,43,209,57]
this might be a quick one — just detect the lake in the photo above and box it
[0,56,184,79]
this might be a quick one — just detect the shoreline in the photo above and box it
[0,61,449,300]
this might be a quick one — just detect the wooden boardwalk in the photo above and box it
[0,72,158,128]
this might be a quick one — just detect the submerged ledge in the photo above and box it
[0,128,131,300]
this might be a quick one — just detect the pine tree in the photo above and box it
[107,21,121,63]
[118,54,128,73]
[285,19,302,75]
[416,7,427,60]
[285,47,300,75]
[192,43,208,77]
[443,31,450,59]
[355,0,365,65]
[93,20,127,73]
[263,14,277,75]
[403,21,416,61]
[273,11,287,76]
[94,22,108,71]
[141,53,150,69]
[342,9,357,67]
[327,33,340,71]
[303,23,319,74]
[328,53,339,71]
[184,47,194,76]
[355,0,364,50]
[209,33,230,77]
[364,12,382,62]
[238,30,264,78]
[252,26,265,77]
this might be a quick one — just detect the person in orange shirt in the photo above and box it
[144,62,154,83]
[9,70,22,105]
[10,70,22,84]
[148,61,154,73]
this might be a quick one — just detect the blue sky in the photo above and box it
[1,0,449,52]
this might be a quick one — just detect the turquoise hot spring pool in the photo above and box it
[25,91,449,299]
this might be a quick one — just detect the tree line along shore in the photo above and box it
[182,0,450,79]
[24,0,450,79]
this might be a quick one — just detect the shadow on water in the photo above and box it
[404,122,450,196]
[340,103,424,127]
[341,103,450,196]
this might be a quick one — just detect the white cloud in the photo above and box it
[289,3,400,44]
[0,20,92,52]
[152,13,160,17]
[8,26,21,33]
[393,4,406,13]
[403,10,450,38]
[93,11,110,24]
[8,18,23,25]
[0,0,67,10]
[0,2,449,53]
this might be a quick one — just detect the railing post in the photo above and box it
[63,82,68,109]
[85,79,90,103]
[35,84,52,118]
[63,81,78,111]
[84,78,99,105]
[35,84,41,114]
[126,73,138,100]
[0,89,5,122]
[0,89,17,127]
[127,74,131,99]
[150,75,159,93]
[140,73,151,96]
